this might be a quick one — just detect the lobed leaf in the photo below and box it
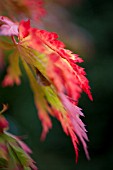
[0,17,93,161]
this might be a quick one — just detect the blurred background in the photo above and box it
[0,0,113,169]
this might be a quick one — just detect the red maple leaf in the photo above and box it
[0,18,93,161]
[18,20,93,161]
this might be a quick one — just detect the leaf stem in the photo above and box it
[11,36,18,45]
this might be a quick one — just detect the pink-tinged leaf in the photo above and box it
[6,133,32,154]
[5,132,38,170]
[17,140,32,154]
[59,93,90,160]
[0,16,18,36]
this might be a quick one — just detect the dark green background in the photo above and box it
[0,0,113,169]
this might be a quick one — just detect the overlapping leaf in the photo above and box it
[0,133,37,170]
[0,105,37,170]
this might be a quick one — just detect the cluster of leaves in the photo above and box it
[0,105,37,170]
[0,0,92,168]
[0,133,37,170]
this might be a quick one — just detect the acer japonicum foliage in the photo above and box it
[0,0,93,168]
[0,105,37,170]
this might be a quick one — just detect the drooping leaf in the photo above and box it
[17,20,92,160]
[0,17,93,161]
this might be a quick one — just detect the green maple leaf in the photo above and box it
[9,143,31,167]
